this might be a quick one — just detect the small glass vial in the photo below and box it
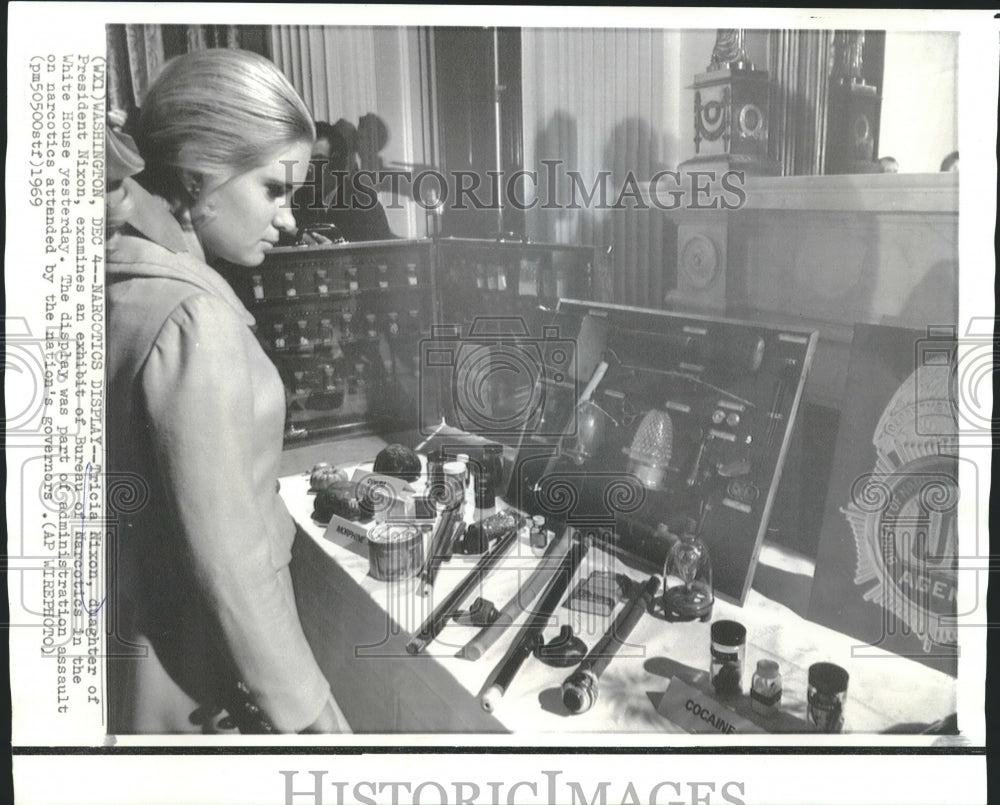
[807,662,849,733]
[340,311,354,341]
[377,263,389,291]
[365,312,378,340]
[283,271,297,297]
[710,620,746,697]
[296,319,311,349]
[345,266,359,294]
[251,274,265,301]
[272,323,286,350]
[529,526,548,556]
[406,263,419,287]
[322,364,336,390]
[496,264,508,292]
[387,311,400,339]
[319,317,333,346]
[751,660,782,715]
[315,269,330,295]
[487,265,498,291]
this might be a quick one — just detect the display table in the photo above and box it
[281,437,958,737]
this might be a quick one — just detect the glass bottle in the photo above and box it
[272,323,286,351]
[283,271,297,297]
[484,443,505,497]
[751,659,782,715]
[296,319,311,350]
[340,311,354,342]
[315,269,330,295]
[345,266,359,294]
[319,317,333,346]
[251,274,265,301]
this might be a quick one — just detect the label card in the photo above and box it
[656,676,765,735]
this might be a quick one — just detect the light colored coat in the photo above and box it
[106,212,331,734]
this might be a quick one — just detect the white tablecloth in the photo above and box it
[281,449,958,740]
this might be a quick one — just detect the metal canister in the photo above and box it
[367,523,424,581]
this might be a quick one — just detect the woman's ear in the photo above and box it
[178,168,203,201]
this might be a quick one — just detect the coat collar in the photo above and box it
[107,179,255,326]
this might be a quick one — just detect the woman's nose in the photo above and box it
[274,199,297,233]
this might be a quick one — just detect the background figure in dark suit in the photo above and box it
[291,117,394,243]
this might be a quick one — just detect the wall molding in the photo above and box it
[648,171,959,215]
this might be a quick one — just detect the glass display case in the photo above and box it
[221,237,596,443]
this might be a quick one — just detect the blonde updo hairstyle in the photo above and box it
[134,48,315,208]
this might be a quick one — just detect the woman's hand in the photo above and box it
[297,223,345,247]
[299,230,335,246]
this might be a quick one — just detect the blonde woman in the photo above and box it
[106,49,347,734]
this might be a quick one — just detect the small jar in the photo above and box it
[441,461,467,510]
[808,662,849,733]
[710,620,746,697]
[529,526,548,556]
[750,659,782,715]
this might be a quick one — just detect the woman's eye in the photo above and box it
[267,183,290,200]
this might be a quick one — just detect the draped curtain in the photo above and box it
[766,30,834,176]
[270,26,379,130]
[107,24,244,115]
[270,26,431,238]
[521,29,681,307]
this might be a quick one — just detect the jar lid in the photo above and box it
[710,619,747,645]
[442,461,465,477]
[808,662,849,693]
[755,659,780,678]
[368,523,420,544]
